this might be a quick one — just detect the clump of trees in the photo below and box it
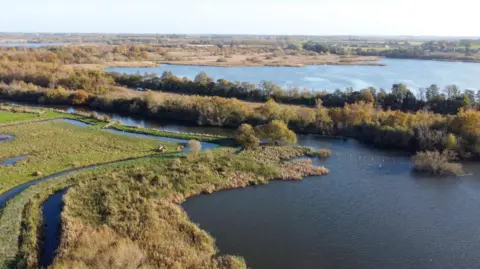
[112,71,479,115]
[412,150,464,176]
[255,120,297,144]
[1,79,479,160]
[235,124,260,149]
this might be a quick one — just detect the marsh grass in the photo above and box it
[109,124,234,145]
[15,146,328,269]
[412,150,464,176]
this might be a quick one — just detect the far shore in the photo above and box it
[71,57,386,70]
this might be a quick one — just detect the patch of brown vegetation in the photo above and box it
[48,146,328,269]
[159,52,382,67]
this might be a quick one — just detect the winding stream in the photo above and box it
[40,188,68,268]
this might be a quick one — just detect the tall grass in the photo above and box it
[412,150,464,176]
[39,146,328,269]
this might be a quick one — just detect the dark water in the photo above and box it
[0,156,27,166]
[106,59,480,91]
[0,134,14,143]
[40,188,68,268]
[183,137,480,269]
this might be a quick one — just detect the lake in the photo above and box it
[106,58,480,91]
[183,136,480,269]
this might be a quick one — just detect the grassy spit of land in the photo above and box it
[14,146,328,269]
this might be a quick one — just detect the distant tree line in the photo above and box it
[1,82,479,161]
[111,71,480,115]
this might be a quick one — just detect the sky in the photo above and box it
[1,0,478,36]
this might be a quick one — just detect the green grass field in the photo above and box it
[0,110,66,125]
[0,120,177,194]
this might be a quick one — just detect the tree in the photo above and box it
[454,109,480,136]
[71,90,89,105]
[187,140,202,156]
[391,83,410,101]
[255,120,297,144]
[444,84,460,100]
[161,71,175,81]
[194,72,213,85]
[359,89,375,103]
[476,90,480,103]
[464,89,476,104]
[235,124,260,149]
[286,43,302,51]
[260,81,281,99]
[426,84,440,101]
[443,133,457,150]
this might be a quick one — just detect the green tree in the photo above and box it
[235,124,260,149]
[443,133,457,150]
[426,84,440,101]
[256,120,297,144]
[194,72,213,85]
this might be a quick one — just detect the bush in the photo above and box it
[235,124,260,149]
[255,120,297,144]
[188,140,202,156]
[71,90,89,105]
[412,150,464,176]
[316,149,332,158]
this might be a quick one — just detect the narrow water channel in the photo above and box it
[40,188,68,268]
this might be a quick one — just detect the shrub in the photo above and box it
[256,120,297,144]
[412,150,464,176]
[316,149,332,158]
[443,133,457,150]
[71,90,89,105]
[235,124,260,149]
[188,140,202,156]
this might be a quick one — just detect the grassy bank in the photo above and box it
[14,146,327,269]
[0,120,178,194]
[109,124,235,146]
[0,172,75,268]
[0,110,66,126]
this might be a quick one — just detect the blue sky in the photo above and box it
[1,0,478,36]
